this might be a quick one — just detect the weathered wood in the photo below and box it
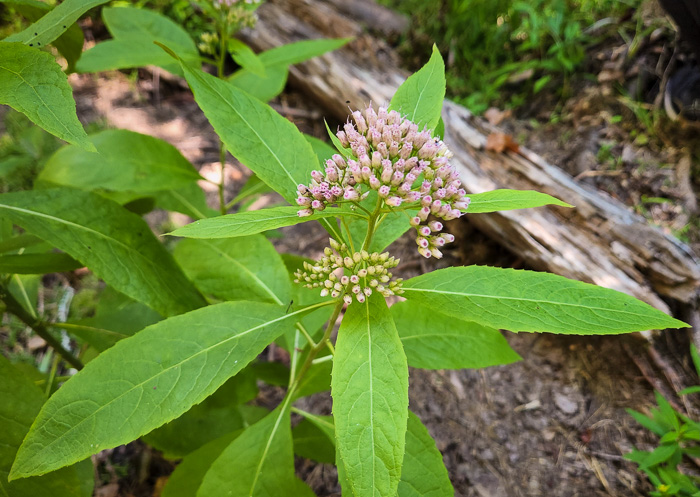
[241,0,700,313]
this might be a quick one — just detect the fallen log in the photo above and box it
[241,0,700,315]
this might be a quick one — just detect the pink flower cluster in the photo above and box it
[296,105,470,259]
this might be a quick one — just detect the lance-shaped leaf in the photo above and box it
[174,236,291,304]
[5,0,109,47]
[332,294,409,497]
[171,52,318,204]
[76,7,200,74]
[293,414,335,464]
[0,188,205,316]
[0,43,93,150]
[39,129,202,194]
[10,301,314,479]
[391,300,521,370]
[169,205,353,238]
[389,45,445,131]
[398,412,453,497]
[197,404,296,497]
[0,355,94,497]
[161,430,242,497]
[8,0,85,72]
[465,189,572,214]
[403,266,689,334]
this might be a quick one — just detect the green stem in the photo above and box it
[286,297,345,399]
[0,285,84,370]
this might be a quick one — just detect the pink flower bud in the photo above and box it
[378,185,391,198]
[434,236,446,246]
[372,151,383,167]
[399,142,413,159]
[445,209,461,220]
[331,290,340,298]
[391,171,404,186]
[418,246,432,258]
[418,206,430,221]
[343,187,359,201]
[431,247,443,259]
[298,208,313,217]
[407,191,421,202]
[325,167,338,183]
[369,176,381,189]
[389,141,400,157]
[298,184,309,194]
[421,195,432,207]
[363,287,372,296]
[311,200,324,210]
[350,274,359,284]
[337,130,349,147]
[443,233,455,243]
[352,285,361,294]
[454,199,471,210]
[377,142,389,157]
[353,111,368,133]
[341,275,349,285]
[356,292,366,303]
[398,182,411,194]
[359,154,371,168]
[297,196,311,206]
[419,226,431,237]
[416,236,429,248]
[429,220,443,231]
[311,170,323,183]
[405,173,417,184]
[344,295,353,305]
[330,186,343,197]
[361,166,372,181]
[320,288,329,297]
[435,188,446,199]
[381,166,393,183]
[410,216,422,228]
[358,268,368,277]
[386,196,402,207]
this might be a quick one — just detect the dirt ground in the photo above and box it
[57,59,700,496]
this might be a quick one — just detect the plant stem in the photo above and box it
[287,297,345,399]
[216,17,230,215]
[0,285,83,370]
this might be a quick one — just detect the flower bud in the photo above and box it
[386,196,402,207]
[356,292,366,303]
[409,216,421,227]
[298,208,313,217]
[344,294,353,305]
[429,220,443,232]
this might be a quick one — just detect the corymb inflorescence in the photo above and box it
[293,238,403,304]
[296,104,470,259]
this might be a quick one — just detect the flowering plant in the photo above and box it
[0,2,690,496]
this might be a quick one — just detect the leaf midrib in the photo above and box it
[402,287,653,319]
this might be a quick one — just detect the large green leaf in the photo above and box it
[76,6,199,74]
[197,404,296,497]
[4,0,108,47]
[39,129,202,193]
[160,430,242,497]
[0,356,94,497]
[174,56,318,204]
[229,64,289,103]
[403,266,689,334]
[10,301,313,479]
[144,368,258,458]
[174,236,291,304]
[170,205,352,239]
[466,189,572,214]
[0,43,93,150]
[398,412,453,497]
[0,252,81,274]
[391,300,521,370]
[8,0,85,72]
[332,294,409,497]
[256,38,351,67]
[0,188,205,316]
[389,45,445,131]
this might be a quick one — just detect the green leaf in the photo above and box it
[465,189,572,214]
[145,368,258,458]
[679,386,700,396]
[0,355,94,497]
[39,129,202,193]
[169,205,353,239]
[325,119,353,158]
[402,266,689,335]
[5,0,108,47]
[0,43,93,151]
[197,404,296,497]
[10,301,308,479]
[256,38,351,67]
[398,412,453,497]
[174,236,291,304]
[304,134,337,164]
[292,415,335,464]
[391,300,521,369]
[9,0,85,72]
[0,233,43,254]
[229,174,274,207]
[389,45,445,131]
[154,183,217,219]
[0,252,81,274]
[627,408,667,437]
[174,57,318,204]
[229,39,266,77]
[640,444,678,469]
[229,64,289,103]
[76,6,199,74]
[161,430,242,497]
[0,188,205,316]
[332,293,409,497]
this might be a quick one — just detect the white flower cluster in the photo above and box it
[296,105,470,258]
[293,238,403,304]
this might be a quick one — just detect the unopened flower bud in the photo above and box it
[429,220,443,231]
[344,295,353,305]
[298,208,313,217]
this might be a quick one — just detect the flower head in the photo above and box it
[293,238,403,301]
[297,105,470,258]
